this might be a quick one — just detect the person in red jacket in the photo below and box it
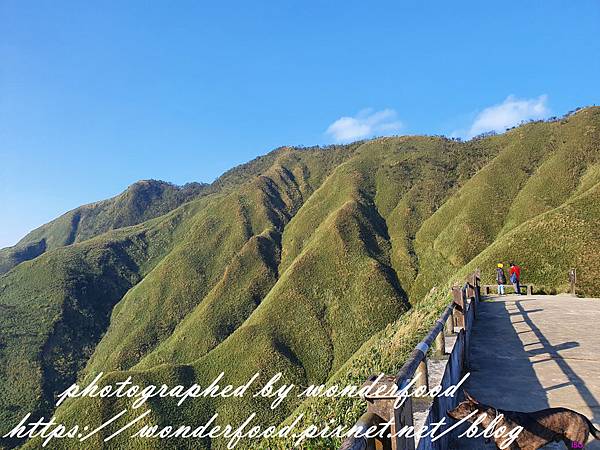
[509,262,521,295]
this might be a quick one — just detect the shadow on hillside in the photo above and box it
[451,296,600,449]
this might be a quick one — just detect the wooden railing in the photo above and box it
[339,272,481,450]
[482,283,533,296]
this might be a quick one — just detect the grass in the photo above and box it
[0,180,208,275]
[2,107,600,449]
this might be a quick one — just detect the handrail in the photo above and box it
[339,271,480,450]
[395,304,453,388]
[339,412,383,450]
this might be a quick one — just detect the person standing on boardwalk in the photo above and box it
[496,263,507,295]
[509,262,521,295]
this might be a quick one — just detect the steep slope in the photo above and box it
[133,227,281,368]
[257,107,600,449]
[411,107,600,300]
[467,177,600,294]
[2,107,599,450]
[0,180,208,275]
[0,145,357,448]
[135,136,497,372]
[20,142,416,449]
[16,135,501,449]
[0,201,197,437]
[80,148,355,377]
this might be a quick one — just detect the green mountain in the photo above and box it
[1,107,599,449]
[0,180,208,275]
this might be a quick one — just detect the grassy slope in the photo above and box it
[258,109,600,449]
[0,180,208,275]
[18,135,502,449]
[2,108,599,449]
[20,141,416,449]
[81,148,355,376]
[411,107,600,300]
[0,201,195,434]
[0,145,356,448]
[467,178,600,294]
[258,284,455,449]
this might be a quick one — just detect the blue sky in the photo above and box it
[1,1,599,248]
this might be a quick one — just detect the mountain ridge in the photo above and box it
[1,107,599,449]
[0,180,209,275]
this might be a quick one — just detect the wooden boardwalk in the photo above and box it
[454,293,600,449]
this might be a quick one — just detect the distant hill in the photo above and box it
[0,107,599,449]
[0,180,208,275]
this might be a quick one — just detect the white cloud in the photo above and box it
[465,95,550,138]
[326,108,403,143]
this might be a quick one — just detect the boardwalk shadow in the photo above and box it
[451,296,600,449]
[466,298,551,410]
[515,301,600,427]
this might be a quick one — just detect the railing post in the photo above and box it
[393,397,415,450]
[434,330,446,356]
[339,412,385,450]
[363,375,396,450]
[466,279,475,299]
[453,305,465,330]
[452,287,465,330]
[474,271,481,303]
[470,284,478,316]
[445,311,454,334]
[414,358,429,394]
[363,374,418,450]
[463,287,474,371]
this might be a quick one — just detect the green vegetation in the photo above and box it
[0,180,208,275]
[1,107,599,449]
